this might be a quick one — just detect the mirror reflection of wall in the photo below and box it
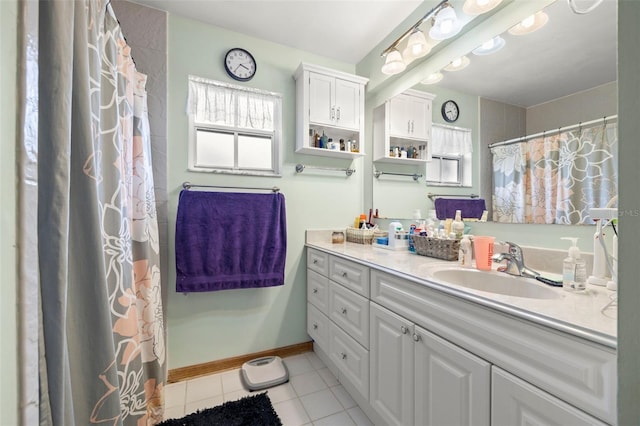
[370,0,617,225]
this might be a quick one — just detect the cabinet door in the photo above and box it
[308,72,334,125]
[408,96,430,139]
[334,78,360,130]
[307,269,329,315]
[491,367,607,426]
[370,303,414,426]
[415,325,491,426]
[307,303,329,350]
[388,94,411,137]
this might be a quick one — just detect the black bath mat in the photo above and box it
[159,392,282,426]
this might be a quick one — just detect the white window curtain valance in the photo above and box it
[187,75,281,131]
[431,124,472,155]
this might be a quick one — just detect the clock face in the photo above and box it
[442,100,459,122]
[224,48,256,82]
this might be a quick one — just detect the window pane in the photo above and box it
[196,129,234,168]
[441,158,460,183]
[238,134,273,169]
[426,159,441,182]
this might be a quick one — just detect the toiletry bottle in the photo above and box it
[452,210,464,238]
[561,237,587,291]
[359,214,368,229]
[408,224,416,253]
[458,234,472,268]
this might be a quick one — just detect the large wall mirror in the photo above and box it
[369,0,617,225]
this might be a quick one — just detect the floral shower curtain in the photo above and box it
[37,1,165,424]
[491,122,618,224]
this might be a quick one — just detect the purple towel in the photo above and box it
[175,190,287,292]
[434,198,486,220]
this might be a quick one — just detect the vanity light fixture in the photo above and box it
[508,10,549,36]
[472,35,505,55]
[380,0,451,74]
[429,4,463,40]
[420,72,444,85]
[444,56,470,72]
[463,0,503,16]
[402,29,431,63]
[381,48,407,75]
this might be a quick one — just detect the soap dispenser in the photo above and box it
[561,237,587,292]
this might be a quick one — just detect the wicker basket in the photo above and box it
[413,235,460,261]
[346,227,375,245]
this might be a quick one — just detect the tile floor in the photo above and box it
[164,351,374,426]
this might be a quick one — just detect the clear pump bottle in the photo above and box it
[561,237,587,291]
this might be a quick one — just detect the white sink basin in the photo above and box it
[431,268,561,299]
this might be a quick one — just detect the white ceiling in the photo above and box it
[133,0,617,107]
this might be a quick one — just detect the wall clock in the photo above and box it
[441,100,459,123]
[224,48,257,82]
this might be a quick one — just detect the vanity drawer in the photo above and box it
[307,248,329,276]
[329,322,369,401]
[307,269,330,315]
[307,302,329,351]
[329,256,369,297]
[329,281,369,348]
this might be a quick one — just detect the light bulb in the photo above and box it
[440,19,453,35]
[521,14,535,28]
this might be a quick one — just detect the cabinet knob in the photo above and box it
[313,323,318,330]
[341,307,347,315]
[313,288,318,294]
[331,106,336,120]
[336,107,341,121]
[313,259,318,265]
[342,271,348,278]
[400,325,409,334]
[412,333,421,342]
[341,352,347,360]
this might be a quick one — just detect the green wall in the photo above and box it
[1,0,18,423]
[166,15,366,368]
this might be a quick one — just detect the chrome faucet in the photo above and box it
[492,242,540,278]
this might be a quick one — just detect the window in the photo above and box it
[187,75,282,176]
[427,124,472,186]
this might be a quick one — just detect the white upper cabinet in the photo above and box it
[374,89,435,164]
[388,91,433,139]
[294,63,368,158]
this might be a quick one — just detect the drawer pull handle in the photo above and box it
[412,333,421,342]
[313,288,318,294]
[341,307,347,314]
[341,352,347,360]
[313,323,318,330]
[400,326,409,334]
[342,271,348,278]
[313,259,319,265]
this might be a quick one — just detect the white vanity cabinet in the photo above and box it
[373,89,435,163]
[370,301,491,426]
[306,248,370,403]
[294,63,368,158]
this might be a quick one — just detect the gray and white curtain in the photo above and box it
[491,122,618,224]
[31,1,165,424]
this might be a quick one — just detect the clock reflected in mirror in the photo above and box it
[224,47,257,82]
[441,99,459,123]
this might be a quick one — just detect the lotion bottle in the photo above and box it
[561,237,587,292]
[452,210,464,238]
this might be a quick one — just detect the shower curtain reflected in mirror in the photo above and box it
[35,1,165,424]
[491,122,618,224]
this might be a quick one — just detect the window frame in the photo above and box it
[187,77,282,177]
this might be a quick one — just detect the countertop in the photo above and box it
[306,230,617,349]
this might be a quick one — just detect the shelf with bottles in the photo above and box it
[374,137,431,164]
[300,126,364,159]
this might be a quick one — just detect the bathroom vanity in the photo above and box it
[305,231,616,426]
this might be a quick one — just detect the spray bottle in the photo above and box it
[587,219,609,286]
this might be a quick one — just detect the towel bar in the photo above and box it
[427,193,479,201]
[182,182,280,193]
[295,164,355,176]
[374,170,422,181]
